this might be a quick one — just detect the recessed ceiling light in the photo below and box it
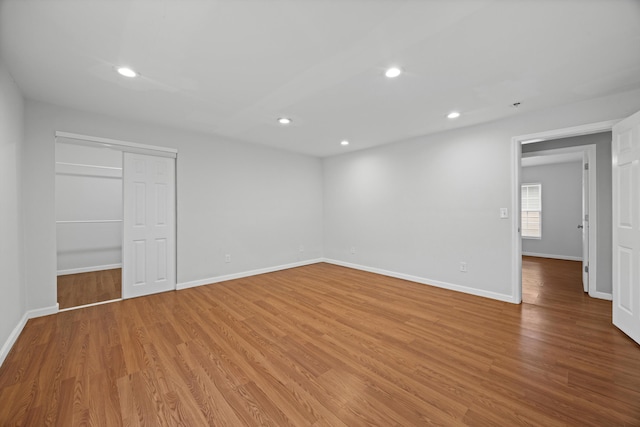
[277,117,292,125]
[117,67,137,78]
[447,111,461,119]
[341,140,349,146]
[385,67,402,78]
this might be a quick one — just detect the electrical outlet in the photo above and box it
[225,254,231,263]
[459,261,467,272]
[350,246,356,255]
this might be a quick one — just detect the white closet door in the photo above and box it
[122,152,176,299]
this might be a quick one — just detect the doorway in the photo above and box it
[55,140,123,309]
[55,132,177,310]
[520,144,596,303]
[510,122,617,304]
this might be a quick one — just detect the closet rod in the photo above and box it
[56,220,122,224]
[56,161,122,171]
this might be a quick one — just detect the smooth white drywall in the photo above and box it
[23,99,323,311]
[0,60,25,360]
[521,162,583,259]
[522,132,613,294]
[324,124,515,298]
[56,143,123,273]
[323,89,640,301]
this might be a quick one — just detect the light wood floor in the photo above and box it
[57,268,122,310]
[522,255,587,307]
[2,260,639,425]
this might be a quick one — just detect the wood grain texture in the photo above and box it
[57,269,122,309]
[2,259,639,426]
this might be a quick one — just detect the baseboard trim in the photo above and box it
[589,290,612,301]
[57,264,122,276]
[27,304,59,318]
[58,299,122,312]
[176,258,324,290]
[322,258,516,303]
[0,313,28,367]
[0,303,59,367]
[522,252,582,262]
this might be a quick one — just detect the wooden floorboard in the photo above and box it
[2,260,640,425]
[57,268,122,309]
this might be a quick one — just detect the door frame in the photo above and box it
[521,144,598,295]
[510,120,619,303]
[54,131,178,308]
[56,131,178,158]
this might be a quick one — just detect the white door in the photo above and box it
[612,110,640,345]
[123,153,176,299]
[581,156,589,292]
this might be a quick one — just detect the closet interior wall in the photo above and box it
[55,141,123,275]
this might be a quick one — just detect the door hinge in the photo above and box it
[584,163,589,170]
[585,214,589,221]
[585,265,589,273]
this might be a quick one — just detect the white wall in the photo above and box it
[521,162,583,260]
[323,89,640,302]
[0,60,26,363]
[56,142,123,273]
[23,99,324,311]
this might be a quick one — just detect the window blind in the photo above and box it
[522,183,542,238]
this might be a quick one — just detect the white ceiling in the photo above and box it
[2,0,639,157]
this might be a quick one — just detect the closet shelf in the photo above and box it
[55,162,122,170]
[56,220,122,224]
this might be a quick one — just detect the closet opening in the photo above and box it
[56,139,123,310]
[55,132,177,311]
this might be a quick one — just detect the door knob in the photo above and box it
[577,224,584,229]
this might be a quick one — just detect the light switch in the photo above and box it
[500,208,508,219]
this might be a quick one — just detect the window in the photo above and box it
[522,183,541,239]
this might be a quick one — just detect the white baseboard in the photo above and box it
[27,304,59,318]
[58,298,121,312]
[522,252,582,262]
[589,290,613,301]
[322,258,517,303]
[57,263,122,276]
[0,303,59,367]
[177,258,324,290]
[0,313,28,367]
